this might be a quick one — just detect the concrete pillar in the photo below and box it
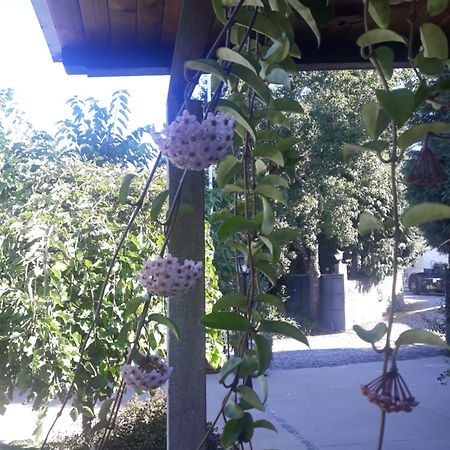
[167,97,206,450]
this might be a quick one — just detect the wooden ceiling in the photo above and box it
[32,0,450,76]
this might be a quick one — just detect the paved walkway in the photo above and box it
[207,356,450,450]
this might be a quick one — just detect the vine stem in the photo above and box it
[40,152,162,450]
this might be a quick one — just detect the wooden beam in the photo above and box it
[137,0,164,45]
[46,0,85,48]
[160,0,182,46]
[108,0,137,47]
[31,0,62,62]
[79,0,110,46]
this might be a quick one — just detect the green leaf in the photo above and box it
[254,261,277,285]
[270,227,299,243]
[287,0,321,46]
[427,0,448,16]
[201,312,252,331]
[260,174,289,188]
[118,173,137,204]
[259,320,309,346]
[401,202,450,228]
[216,99,256,141]
[219,357,243,383]
[273,97,304,114]
[254,144,285,167]
[217,47,257,73]
[376,88,415,127]
[148,313,180,340]
[357,29,406,48]
[353,322,388,344]
[261,197,275,235]
[264,35,291,64]
[255,108,291,128]
[254,419,277,432]
[150,190,169,222]
[361,101,391,140]
[254,334,273,375]
[223,184,244,193]
[98,398,114,422]
[259,235,274,256]
[255,184,286,204]
[358,212,384,236]
[374,46,395,80]
[218,216,257,240]
[212,292,247,313]
[395,328,450,349]
[212,0,226,24]
[235,10,283,42]
[224,399,244,419]
[254,293,285,312]
[70,407,78,422]
[237,385,265,411]
[415,51,445,75]
[368,0,390,28]
[184,59,228,83]
[239,413,254,442]
[230,65,272,105]
[266,68,291,88]
[216,155,242,188]
[420,23,449,59]
[398,122,450,149]
[222,419,244,448]
[82,406,95,419]
[343,141,388,161]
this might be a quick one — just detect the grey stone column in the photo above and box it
[167,97,206,450]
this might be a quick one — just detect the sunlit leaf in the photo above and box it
[237,385,265,411]
[217,47,257,73]
[184,59,228,83]
[361,101,391,140]
[273,97,303,114]
[398,122,450,149]
[255,293,285,312]
[212,292,247,313]
[254,144,285,167]
[201,312,252,331]
[358,212,384,236]
[254,334,273,375]
[254,261,277,285]
[219,357,243,383]
[230,65,272,105]
[368,0,390,28]
[395,328,450,349]
[148,313,180,340]
[420,23,449,59]
[218,216,257,240]
[343,141,389,161]
[357,29,406,48]
[376,88,415,127]
[118,173,137,204]
[374,46,395,79]
[261,197,275,235]
[287,0,321,46]
[353,322,387,344]
[259,320,308,346]
[224,399,244,419]
[216,99,256,141]
[150,190,169,221]
[427,0,448,16]
[255,184,286,204]
[401,202,450,228]
[216,155,242,188]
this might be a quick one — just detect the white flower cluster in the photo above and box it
[152,109,235,170]
[138,254,202,297]
[122,352,172,391]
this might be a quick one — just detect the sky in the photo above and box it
[0,0,169,133]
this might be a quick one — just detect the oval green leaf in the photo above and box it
[118,173,137,204]
[395,328,450,349]
[358,212,384,236]
[401,202,450,228]
[201,312,252,332]
[353,322,388,344]
[217,47,257,73]
[420,23,448,59]
[212,292,247,313]
[148,313,180,340]
[259,320,309,346]
[357,29,406,48]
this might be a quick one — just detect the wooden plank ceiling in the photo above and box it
[32,0,450,76]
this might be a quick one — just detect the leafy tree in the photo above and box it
[55,90,157,167]
[279,71,422,318]
[0,90,223,435]
[405,73,450,260]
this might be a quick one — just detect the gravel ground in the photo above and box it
[271,293,446,370]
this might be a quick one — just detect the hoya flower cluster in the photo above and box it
[152,109,235,170]
[122,351,172,391]
[138,254,202,297]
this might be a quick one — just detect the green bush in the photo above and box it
[47,394,222,450]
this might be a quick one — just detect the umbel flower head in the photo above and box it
[138,254,202,297]
[152,109,235,170]
[406,135,447,187]
[122,351,172,391]
[361,368,419,413]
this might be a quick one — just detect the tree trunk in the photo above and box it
[308,240,321,322]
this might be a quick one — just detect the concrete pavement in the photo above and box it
[206,356,450,450]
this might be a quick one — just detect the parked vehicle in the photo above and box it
[408,263,448,294]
